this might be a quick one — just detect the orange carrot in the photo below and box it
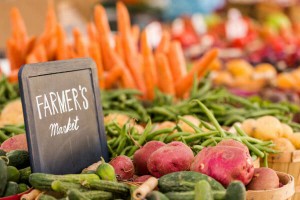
[89,43,104,88]
[175,48,219,97]
[117,2,145,92]
[94,5,114,70]
[131,25,140,46]
[10,7,27,47]
[73,28,88,57]
[56,25,68,60]
[26,44,48,63]
[156,31,170,54]
[115,34,125,61]
[87,22,98,43]
[155,53,175,95]
[24,36,37,56]
[141,30,156,100]
[167,41,187,81]
[104,66,123,89]
[6,39,24,70]
[8,69,19,83]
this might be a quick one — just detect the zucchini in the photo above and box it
[37,194,58,200]
[18,183,29,193]
[158,171,225,193]
[194,180,213,200]
[3,181,19,197]
[82,179,130,196]
[19,167,31,184]
[225,181,246,200]
[0,158,7,196]
[67,189,90,200]
[7,166,20,182]
[29,173,100,190]
[164,191,194,200]
[81,190,113,200]
[51,180,89,193]
[6,150,29,169]
[146,191,169,200]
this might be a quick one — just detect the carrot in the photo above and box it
[131,24,140,46]
[10,7,27,47]
[117,2,145,92]
[87,22,98,43]
[24,36,37,56]
[6,39,24,70]
[141,30,157,100]
[156,31,170,54]
[175,48,219,97]
[89,43,104,88]
[73,28,88,57]
[26,44,47,63]
[115,34,125,61]
[104,66,123,89]
[155,53,175,95]
[56,25,68,60]
[167,41,187,81]
[8,69,19,83]
[94,5,114,70]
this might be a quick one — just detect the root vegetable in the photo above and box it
[288,133,300,149]
[178,115,200,133]
[280,124,293,138]
[191,145,254,187]
[147,142,194,178]
[241,119,256,137]
[109,155,134,180]
[252,116,282,140]
[134,175,153,183]
[133,141,166,175]
[272,138,295,152]
[246,168,279,190]
[217,139,249,154]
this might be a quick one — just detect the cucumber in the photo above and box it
[146,191,169,200]
[6,150,29,169]
[67,189,90,200]
[7,166,20,182]
[96,158,117,182]
[81,170,96,174]
[194,180,213,200]
[0,159,8,196]
[225,181,246,200]
[81,190,113,200]
[18,183,29,193]
[0,149,6,156]
[158,171,225,193]
[82,179,130,196]
[164,191,194,200]
[19,167,31,184]
[29,173,100,190]
[3,181,19,197]
[37,194,58,200]
[51,180,89,193]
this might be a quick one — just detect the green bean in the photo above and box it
[201,137,222,147]
[159,134,169,143]
[263,153,268,168]
[0,130,9,142]
[241,139,264,158]
[165,132,191,143]
[1,126,24,134]
[146,128,174,140]
[253,145,278,154]
[246,109,281,118]
[224,115,245,126]
[251,155,258,162]
[228,95,258,109]
[120,146,133,155]
[147,107,176,120]
[116,137,127,154]
[183,131,219,143]
[200,120,216,131]
[193,100,226,137]
[107,138,116,145]
[178,116,203,133]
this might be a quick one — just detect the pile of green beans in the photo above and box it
[0,76,19,111]
[0,124,25,144]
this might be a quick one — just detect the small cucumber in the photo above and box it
[18,183,29,193]
[0,159,8,196]
[164,191,194,200]
[225,181,246,200]
[7,166,20,182]
[96,158,117,182]
[81,170,96,174]
[3,181,19,197]
[19,167,31,184]
[6,150,29,169]
[195,180,213,200]
[67,189,90,200]
[82,179,130,196]
[51,180,89,193]
[146,191,169,200]
[37,194,58,200]
[158,171,225,193]
[81,190,113,200]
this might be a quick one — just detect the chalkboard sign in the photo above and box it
[18,58,108,174]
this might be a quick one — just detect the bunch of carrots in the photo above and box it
[6,1,218,100]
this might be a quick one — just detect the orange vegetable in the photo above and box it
[131,25,140,46]
[167,41,187,81]
[156,31,170,54]
[8,69,19,83]
[56,25,68,60]
[155,53,175,95]
[87,22,98,42]
[175,49,218,97]
[115,34,125,61]
[89,43,104,88]
[104,66,123,89]
[73,28,88,57]
[10,7,28,47]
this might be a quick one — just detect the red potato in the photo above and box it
[109,155,134,180]
[247,168,279,190]
[133,175,153,183]
[133,141,166,175]
[217,139,249,154]
[147,141,194,178]
[190,145,254,187]
[0,134,28,152]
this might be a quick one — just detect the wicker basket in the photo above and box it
[246,171,295,200]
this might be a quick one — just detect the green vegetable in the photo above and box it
[80,190,113,200]
[67,189,89,200]
[18,183,28,193]
[96,157,117,182]
[6,150,30,169]
[37,194,57,200]
[225,181,246,200]
[158,171,225,193]
[0,159,8,196]
[82,179,130,196]
[164,191,194,200]
[146,191,169,200]
[7,166,20,182]
[29,173,100,190]
[19,167,31,184]
[194,180,213,200]
[51,180,88,193]
[3,181,19,197]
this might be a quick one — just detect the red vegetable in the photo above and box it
[109,155,135,180]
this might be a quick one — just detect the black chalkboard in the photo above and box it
[18,58,108,174]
